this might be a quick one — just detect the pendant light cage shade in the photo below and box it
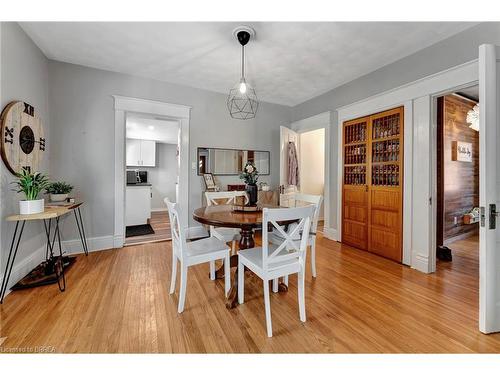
[227,82,259,120]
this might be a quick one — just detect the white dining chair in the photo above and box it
[165,198,231,313]
[205,190,249,255]
[237,205,314,337]
[269,193,323,278]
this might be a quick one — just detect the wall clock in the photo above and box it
[0,101,46,175]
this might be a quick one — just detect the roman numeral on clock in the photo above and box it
[4,127,14,144]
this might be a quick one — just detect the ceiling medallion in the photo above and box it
[227,26,259,120]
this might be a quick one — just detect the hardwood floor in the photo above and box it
[1,233,499,353]
[124,211,171,246]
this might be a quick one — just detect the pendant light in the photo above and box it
[227,26,258,120]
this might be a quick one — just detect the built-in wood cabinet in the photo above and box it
[126,139,156,167]
[342,107,403,262]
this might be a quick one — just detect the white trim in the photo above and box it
[290,111,333,240]
[113,96,191,248]
[113,95,191,119]
[336,59,478,272]
[62,235,115,255]
[151,208,168,212]
[323,228,338,241]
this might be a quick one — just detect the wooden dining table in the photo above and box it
[193,204,291,309]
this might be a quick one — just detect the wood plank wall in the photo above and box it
[437,95,479,245]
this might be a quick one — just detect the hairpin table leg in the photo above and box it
[54,217,66,292]
[0,221,26,304]
[74,207,89,256]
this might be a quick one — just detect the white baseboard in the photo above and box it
[412,253,432,274]
[62,235,115,255]
[0,244,46,299]
[151,208,168,212]
[323,227,338,241]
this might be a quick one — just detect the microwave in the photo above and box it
[127,170,148,184]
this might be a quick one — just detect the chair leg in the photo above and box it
[170,252,177,294]
[283,275,289,286]
[311,239,317,278]
[224,254,230,297]
[178,264,188,313]
[238,259,244,304]
[263,280,273,337]
[272,278,278,293]
[209,261,215,280]
[298,271,306,322]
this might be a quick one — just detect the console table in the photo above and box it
[0,202,89,304]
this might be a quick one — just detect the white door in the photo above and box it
[126,138,141,166]
[141,140,156,167]
[279,126,300,207]
[479,44,500,334]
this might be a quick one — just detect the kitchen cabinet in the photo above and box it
[126,185,152,226]
[126,139,156,167]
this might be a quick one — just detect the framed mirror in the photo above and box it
[197,147,270,176]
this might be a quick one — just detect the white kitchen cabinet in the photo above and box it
[140,140,156,167]
[126,139,156,167]
[126,185,152,226]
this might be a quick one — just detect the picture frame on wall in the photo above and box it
[203,173,217,191]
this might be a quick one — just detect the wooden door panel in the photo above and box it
[343,221,367,250]
[371,189,400,211]
[371,209,398,230]
[369,228,401,262]
[344,188,368,205]
[344,205,367,223]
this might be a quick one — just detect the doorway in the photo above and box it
[435,86,480,274]
[299,128,325,231]
[279,112,331,236]
[124,113,179,245]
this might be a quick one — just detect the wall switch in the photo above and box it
[192,161,197,170]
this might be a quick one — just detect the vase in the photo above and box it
[19,199,44,215]
[50,193,68,202]
[246,183,258,206]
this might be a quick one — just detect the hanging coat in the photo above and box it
[287,141,300,187]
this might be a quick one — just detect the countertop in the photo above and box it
[126,183,152,187]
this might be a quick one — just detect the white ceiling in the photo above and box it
[126,114,179,144]
[20,22,477,106]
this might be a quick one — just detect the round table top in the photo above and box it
[193,204,279,229]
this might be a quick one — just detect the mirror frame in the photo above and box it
[196,147,271,176]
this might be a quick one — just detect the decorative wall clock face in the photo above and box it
[0,101,45,175]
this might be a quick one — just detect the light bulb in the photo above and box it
[239,81,247,94]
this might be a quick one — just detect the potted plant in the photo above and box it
[239,162,259,205]
[12,168,50,215]
[46,181,73,202]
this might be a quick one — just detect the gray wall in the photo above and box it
[291,22,500,232]
[48,60,290,241]
[142,142,178,209]
[0,23,50,280]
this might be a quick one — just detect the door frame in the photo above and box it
[290,111,332,238]
[336,59,478,271]
[113,95,191,248]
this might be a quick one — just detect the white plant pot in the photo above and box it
[50,193,68,202]
[19,199,44,215]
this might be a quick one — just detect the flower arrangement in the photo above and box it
[12,168,50,201]
[239,162,259,185]
[46,181,73,195]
